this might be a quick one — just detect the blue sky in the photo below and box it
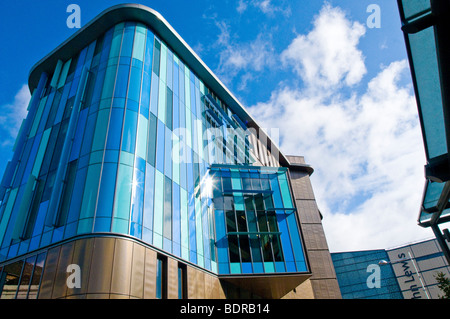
[0,0,435,251]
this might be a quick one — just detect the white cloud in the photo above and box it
[0,84,30,146]
[280,4,366,91]
[237,0,291,17]
[247,4,432,251]
[213,20,275,90]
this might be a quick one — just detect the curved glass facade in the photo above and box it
[0,19,307,278]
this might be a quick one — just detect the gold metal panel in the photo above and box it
[143,248,157,298]
[187,266,196,298]
[68,238,94,296]
[38,246,61,299]
[196,270,205,299]
[110,238,133,296]
[52,241,75,298]
[130,242,145,298]
[87,237,115,294]
[167,258,178,299]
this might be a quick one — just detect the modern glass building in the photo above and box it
[332,250,403,299]
[332,238,450,299]
[0,4,340,299]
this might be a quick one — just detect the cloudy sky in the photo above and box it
[0,0,435,252]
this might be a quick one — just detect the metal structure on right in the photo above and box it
[397,0,450,264]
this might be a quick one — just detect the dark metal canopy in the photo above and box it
[397,0,450,262]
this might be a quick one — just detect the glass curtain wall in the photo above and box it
[211,165,308,275]
[0,20,254,274]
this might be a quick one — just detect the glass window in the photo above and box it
[153,169,164,246]
[120,23,135,58]
[147,113,157,167]
[113,163,133,222]
[106,107,124,150]
[16,256,36,299]
[128,66,142,102]
[101,65,118,100]
[140,71,151,118]
[152,39,161,76]
[143,163,155,233]
[144,30,154,72]
[114,64,130,99]
[156,254,167,299]
[95,162,118,219]
[150,73,159,116]
[177,263,187,299]
[66,166,87,223]
[56,160,78,226]
[156,120,165,173]
[28,253,46,299]
[132,25,146,62]
[163,176,172,240]
[158,79,166,124]
[91,108,110,152]
[0,260,24,299]
[130,168,144,238]
[122,109,138,153]
[164,126,172,179]
[109,23,125,60]
[172,182,181,248]
[79,163,102,221]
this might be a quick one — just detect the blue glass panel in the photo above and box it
[100,28,113,65]
[173,62,179,97]
[106,107,124,150]
[66,166,88,223]
[172,182,181,247]
[173,95,179,131]
[147,113,157,167]
[269,175,283,208]
[69,108,88,161]
[120,23,135,57]
[130,168,144,239]
[286,212,305,264]
[114,64,130,99]
[167,50,173,90]
[121,109,138,153]
[93,217,111,233]
[143,163,155,233]
[150,73,159,116]
[113,163,133,221]
[128,66,142,102]
[79,163,102,220]
[144,30,154,71]
[156,119,165,173]
[164,126,172,179]
[179,62,185,103]
[188,191,197,258]
[31,201,49,238]
[80,113,97,157]
[96,162,117,218]
[275,261,286,273]
[140,72,151,118]
[276,212,295,262]
[163,175,172,240]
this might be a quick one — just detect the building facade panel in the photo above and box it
[333,238,450,299]
[0,4,338,299]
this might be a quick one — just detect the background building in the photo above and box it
[0,4,340,299]
[332,238,450,299]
